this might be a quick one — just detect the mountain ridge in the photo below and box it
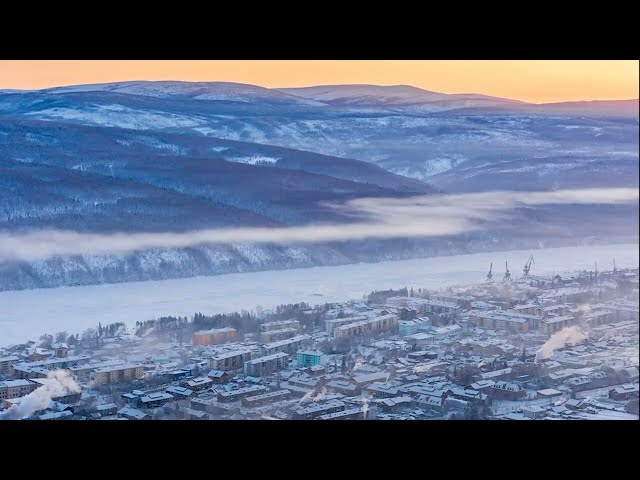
[3,80,636,108]
[0,80,636,291]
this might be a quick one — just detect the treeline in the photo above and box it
[367,287,409,304]
[36,298,348,352]
[135,316,190,337]
[99,322,127,338]
[135,301,329,340]
[271,302,311,319]
[271,302,326,330]
[193,311,257,333]
[42,321,128,350]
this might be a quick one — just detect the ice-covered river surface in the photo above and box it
[0,243,638,346]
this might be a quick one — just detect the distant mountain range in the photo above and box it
[0,81,637,290]
[277,84,526,109]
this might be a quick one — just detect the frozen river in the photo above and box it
[0,243,638,346]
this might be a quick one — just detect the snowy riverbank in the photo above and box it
[0,243,637,346]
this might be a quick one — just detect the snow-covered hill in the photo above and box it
[43,81,327,105]
[278,84,450,104]
[0,81,637,291]
[277,84,524,111]
[3,82,635,191]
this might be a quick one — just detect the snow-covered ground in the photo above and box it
[0,243,637,346]
[225,155,280,165]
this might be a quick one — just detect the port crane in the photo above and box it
[523,255,534,278]
[613,258,617,273]
[486,263,493,282]
[503,262,512,283]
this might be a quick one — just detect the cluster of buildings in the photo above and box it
[0,267,637,420]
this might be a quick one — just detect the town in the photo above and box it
[1,261,638,421]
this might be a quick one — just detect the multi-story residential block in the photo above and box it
[90,364,145,385]
[0,356,19,377]
[508,304,541,316]
[399,317,431,336]
[422,300,461,318]
[293,400,346,420]
[469,311,539,333]
[261,319,300,332]
[244,352,289,376]
[192,327,238,346]
[217,385,268,402]
[604,301,639,322]
[207,350,252,371]
[260,328,298,342]
[70,360,127,382]
[317,408,364,420]
[11,355,90,378]
[540,315,574,335]
[296,350,324,368]
[242,389,291,407]
[333,314,399,339]
[262,334,312,356]
[325,316,367,335]
[0,379,38,400]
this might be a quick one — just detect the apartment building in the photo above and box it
[262,334,312,356]
[70,360,127,382]
[242,389,291,407]
[260,328,298,342]
[469,311,539,333]
[217,385,268,403]
[325,316,367,335]
[0,356,19,377]
[207,350,252,371]
[540,315,575,335]
[192,327,238,346]
[293,400,346,420]
[296,350,324,368]
[261,319,300,332]
[333,314,399,339]
[244,352,289,376]
[399,317,431,336]
[12,355,91,378]
[90,364,145,385]
[0,379,38,400]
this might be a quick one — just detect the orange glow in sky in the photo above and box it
[0,60,637,103]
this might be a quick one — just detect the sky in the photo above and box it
[0,60,637,103]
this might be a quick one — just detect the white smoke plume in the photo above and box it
[361,394,371,420]
[313,387,328,403]
[0,188,636,262]
[299,388,315,404]
[534,326,588,363]
[0,369,80,420]
[298,386,329,404]
[352,357,365,373]
[577,304,592,315]
[477,359,490,369]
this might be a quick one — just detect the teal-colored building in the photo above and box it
[297,350,324,368]
[399,317,432,336]
[399,320,419,336]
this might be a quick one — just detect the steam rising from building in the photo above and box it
[0,370,80,420]
[534,326,588,363]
